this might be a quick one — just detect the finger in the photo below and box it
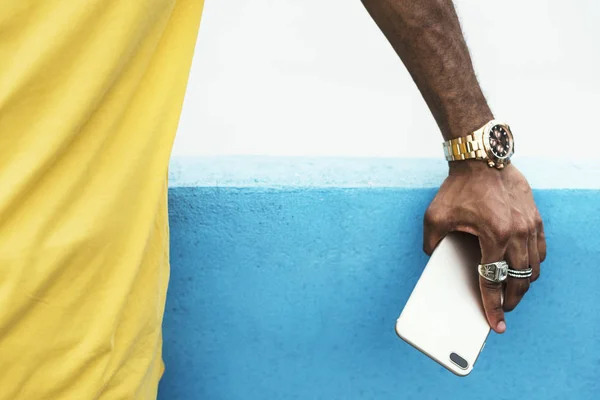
[423,208,453,255]
[529,234,541,282]
[538,230,547,263]
[479,276,506,334]
[504,238,530,312]
[536,213,547,262]
[478,236,507,334]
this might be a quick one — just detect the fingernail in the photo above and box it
[496,320,506,333]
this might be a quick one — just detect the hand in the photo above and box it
[423,161,547,333]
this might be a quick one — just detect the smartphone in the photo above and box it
[395,232,490,376]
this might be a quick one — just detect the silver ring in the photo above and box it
[507,267,533,279]
[478,261,509,283]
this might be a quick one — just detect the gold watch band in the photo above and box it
[442,130,486,162]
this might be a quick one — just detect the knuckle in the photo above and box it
[515,280,530,297]
[490,303,505,316]
[492,225,512,244]
[423,207,444,227]
[481,279,501,292]
[528,218,538,234]
[492,302,504,313]
[504,280,530,312]
[514,223,529,239]
[534,214,544,228]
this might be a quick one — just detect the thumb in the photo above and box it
[423,207,453,255]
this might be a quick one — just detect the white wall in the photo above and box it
[172,0,600,159]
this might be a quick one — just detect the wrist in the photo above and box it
[443,107,494,141]
[448,159,513,176]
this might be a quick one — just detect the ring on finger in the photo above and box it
[507,267,533,279]
[478,261,509,283]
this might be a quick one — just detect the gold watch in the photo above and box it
[442,119,515,169]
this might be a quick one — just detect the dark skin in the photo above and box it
[361,0,547,333]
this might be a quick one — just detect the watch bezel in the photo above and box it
[482,120,514,167]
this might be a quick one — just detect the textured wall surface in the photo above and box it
[159,158,600,400]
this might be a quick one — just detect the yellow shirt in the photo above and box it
[0,1,203,398]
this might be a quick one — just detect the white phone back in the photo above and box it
[395,232,490,376]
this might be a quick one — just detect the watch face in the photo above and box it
[488,125,511,158]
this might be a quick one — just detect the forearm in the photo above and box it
[361,0,492,140]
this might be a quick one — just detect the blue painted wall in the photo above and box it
[159,158,600,400]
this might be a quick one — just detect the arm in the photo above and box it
[361,0,491,141]
[361,0,546,333]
